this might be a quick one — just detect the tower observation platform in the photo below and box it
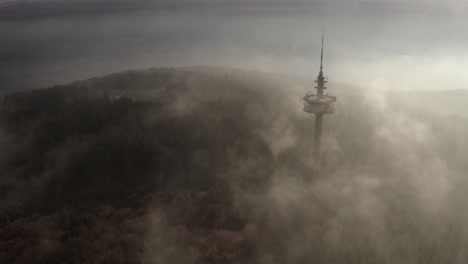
[303,31,337,163]
[303,93,337,114]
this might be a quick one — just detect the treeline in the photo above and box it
[1,68,468,263]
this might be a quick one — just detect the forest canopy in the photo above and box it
[1,67,468,263]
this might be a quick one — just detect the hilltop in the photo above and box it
[1,67,467,263]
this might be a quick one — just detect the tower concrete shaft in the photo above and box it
[314,113,323,160]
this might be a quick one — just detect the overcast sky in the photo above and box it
[1,0,468,91]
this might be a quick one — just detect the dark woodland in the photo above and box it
[1,68,468,263]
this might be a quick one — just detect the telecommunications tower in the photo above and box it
[303,31,337,166]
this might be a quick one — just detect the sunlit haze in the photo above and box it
[1,0,468,91]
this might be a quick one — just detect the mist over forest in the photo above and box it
[0,67,467,263]
[1,0,468,263]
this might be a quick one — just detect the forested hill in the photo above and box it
[0,67,298,212]
[1,67,468,263]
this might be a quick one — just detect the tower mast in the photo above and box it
[314,31,325,159]
[303,31,337,168]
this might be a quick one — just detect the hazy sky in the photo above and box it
[1,0,468,91]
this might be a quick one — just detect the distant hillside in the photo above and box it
[1,67,468,263]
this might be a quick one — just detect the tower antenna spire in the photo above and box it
[320,29,324,72]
